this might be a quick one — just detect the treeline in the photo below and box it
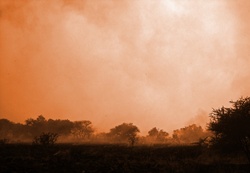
[1,96,249,162]
[0,115,210,145]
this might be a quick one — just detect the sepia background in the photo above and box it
[0,0,250,134]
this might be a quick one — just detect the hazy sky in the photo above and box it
[1,0,250,134]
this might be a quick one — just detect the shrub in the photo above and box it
[33,132,59,146]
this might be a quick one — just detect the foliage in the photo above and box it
[148,127,169,143]
[208,96,250,161]
[33,132,59,146]
[0,119,14,138]
[172,124,209,144]
[25,115,74,138]
[109,123,140,146]
[71,120,94,140]
[0,115,94,142]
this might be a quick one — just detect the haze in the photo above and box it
[0,0,250,134]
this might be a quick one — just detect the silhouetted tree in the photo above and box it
[0,119,29,142]
[71,120,94,140]
[33,132,59,146]
[208,96,250,162]
[47,119,73,136]
[25,115,47,137]
[148,127,169,143]
[0,119,14,139]
[108,123,140,146]
[172,124,208,144]
[148,127,159,137]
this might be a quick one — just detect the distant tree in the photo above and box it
[148,127,159,137]
[157,130,169,142]
[71,121,94,140]
[11,123,27,140]
[33,132,59,146]
[0,119,14,139]
[25,118,35,126]
[108,123,140,146]
[36,115,46,123]
[172,124,208,144]
[25,115,47,137]
[208,97,250,162]
[148,127,169,143]
[25,115,46,126]
[47,119,73,136]
[0,119,28,142]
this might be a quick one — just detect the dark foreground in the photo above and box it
[0,144,249,173]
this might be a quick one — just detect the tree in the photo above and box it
[208,97,250,162]
[47,119,73,136]
[148,127,159,137]
[108,123,140,146]
[172,124,208,144]
[71,121,94,140]
[148,127,169,143]
[25,115,47,137]
[0,119,14,139]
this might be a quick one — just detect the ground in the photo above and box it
[0,144,249,173]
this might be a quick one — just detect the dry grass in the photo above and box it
[0,144,249,173]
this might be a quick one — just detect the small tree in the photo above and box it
[148,127,159,137]
[109,123,140,146]
[33,132,59,146]
[208,97,250,162]
[148,127,169,143]
[172,124,208,144]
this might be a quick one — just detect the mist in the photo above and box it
[0,0,250,134]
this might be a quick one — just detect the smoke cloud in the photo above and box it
[0,0,249,134]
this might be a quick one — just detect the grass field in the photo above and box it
[0,144,249,173]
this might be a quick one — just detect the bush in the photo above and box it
[33,132,59,146]
[208,97,250,162]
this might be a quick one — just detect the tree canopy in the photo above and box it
[172,124,208,144]
[108,123,140,146]
[148,127,169,143]
[208,97,250,161]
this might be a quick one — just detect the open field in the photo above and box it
[0,144,249,173]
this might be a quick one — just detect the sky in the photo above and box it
[0,0,250,134]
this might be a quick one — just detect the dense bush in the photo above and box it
[208,97,250,162]
[33,132,59,146]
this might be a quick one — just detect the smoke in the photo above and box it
[186,109,209,129]
[0,0,250,134]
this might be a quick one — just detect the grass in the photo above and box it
[0,143,249,173]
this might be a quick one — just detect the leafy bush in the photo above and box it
[33,132,59,146]
[108,123,140,146]
[208,97,250,162]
